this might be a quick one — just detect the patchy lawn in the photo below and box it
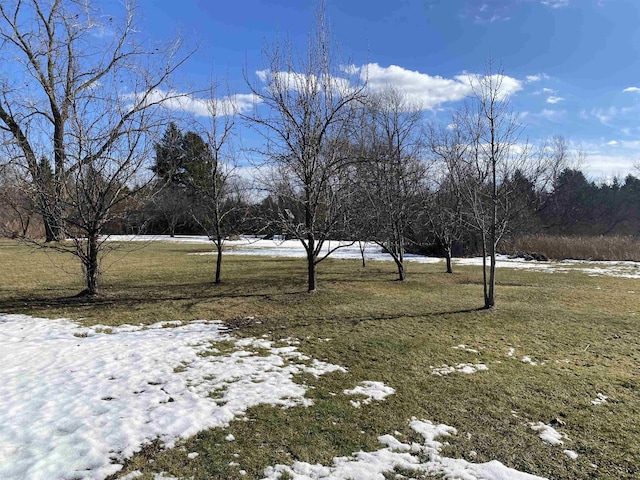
[0,239,638,479]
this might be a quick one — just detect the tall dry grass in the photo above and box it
[504,235,640,261]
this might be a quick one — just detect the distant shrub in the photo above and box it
[503,235,640,262]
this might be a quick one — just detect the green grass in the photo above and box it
[1,239,639,479]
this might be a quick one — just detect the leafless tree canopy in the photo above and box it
[350,86,425,280]
[244,3,366,291]
[0,0,191,294]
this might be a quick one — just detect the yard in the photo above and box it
[0,238,638,479]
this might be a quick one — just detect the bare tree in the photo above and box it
[424,123,470,274]
[0,0,191,295]
[351,86,425,281]
[447,65,528,308]
[187,88,247,285]
[244,3,365,292]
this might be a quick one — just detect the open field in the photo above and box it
[0,239,639,479]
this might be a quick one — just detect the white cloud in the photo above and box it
[583,153,638,179]
[256,70,355,97]
[463,1,512,24]
[606,140,618,146]
[587,106,638,125]
[623,87,640,93]
[541,0,570,8]
[127,89,261,116]
[360,63,471,108]
[526,73,550,83]
[352,64,522,110]
[546,96,564,104]
[539,109,566,121]
[253,64,523,112]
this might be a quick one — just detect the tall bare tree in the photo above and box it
[351,86,425,281]
[244,3,365,292]
[447,67,574,307]
[447,65,527,308]
[187,88,247,285]
[0,0,191,295]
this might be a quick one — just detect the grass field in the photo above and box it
[0,239,639,479]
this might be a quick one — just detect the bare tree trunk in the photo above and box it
[83,233,100,296]
[358,241,366,267]
[43,212,57,243]
[481,232,490,308]
[445,244,453,274]
[487,241,496,308]
[307,235,317,292]
[395,257,405,281]
[215,236,223,285]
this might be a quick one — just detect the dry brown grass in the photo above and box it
[504,235,640,261]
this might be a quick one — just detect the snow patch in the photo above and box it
[262,417,547,479]
[564,450,579,460]
[107,236,640,279]
[452,344,479,353]
[0,314,346,480]
[344,381,395,406]
[431,363,488,376]
[530,422,566,446]
[591,393,608,405]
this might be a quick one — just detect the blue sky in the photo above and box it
[135,0,640,180]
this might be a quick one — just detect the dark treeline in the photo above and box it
[140,121,640,253]
[538,169,640,237]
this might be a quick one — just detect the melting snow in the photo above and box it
[104,235,640,279]
[452,344,479,353]
[530,423,566,446]
[564,450,579,460]
[591,393,609,405]
[0,314,346,480]
[343,381,395,407]
[262,417,547,479]
[431,363,488,376]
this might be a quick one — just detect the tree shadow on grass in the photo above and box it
[0,278,318,316]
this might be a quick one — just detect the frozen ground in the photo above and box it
[0,313,550,480]
[105,235,640,279]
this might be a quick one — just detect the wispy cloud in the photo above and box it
[546,96,565,104]
[127,89,262,116]
[587,106,638,125]
[541,0,570,8]
[623,87,640,93]
[539,109,566,121]
[526,73,550,83]
[462,1,513,24]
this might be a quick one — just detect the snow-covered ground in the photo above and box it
[105,234,640,279]
[0,314,344,479]
[0,313,550,480]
